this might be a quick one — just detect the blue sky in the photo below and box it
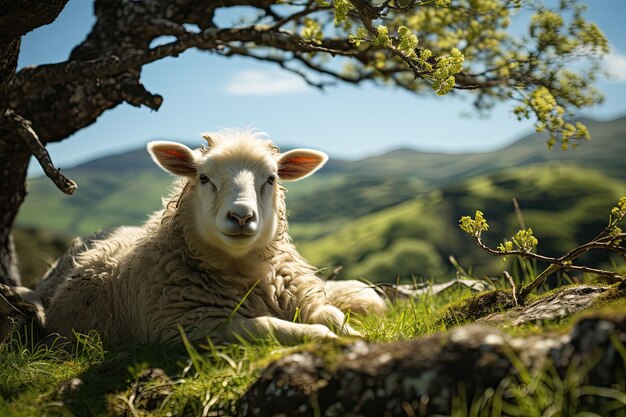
[19,1,626,174]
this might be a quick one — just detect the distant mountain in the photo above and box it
[16,116,626,282]
[287,116,626,232]
[319,116,626,179]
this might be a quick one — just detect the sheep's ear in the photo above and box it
[277,149,328,181]
[147,141,197,177]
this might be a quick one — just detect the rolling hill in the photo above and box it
[15,115,626,282]
[298,164,626,282]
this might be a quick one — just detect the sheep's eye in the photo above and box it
[267,175,276,185]
[199,174,210,184]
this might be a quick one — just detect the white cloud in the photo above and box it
[604,50,626,83]
[224,69,311,96]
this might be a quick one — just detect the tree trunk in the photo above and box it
[0,144,29,286]
[0,34,26,286]
[0,0,68,286]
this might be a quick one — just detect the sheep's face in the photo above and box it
[148,131,327,257]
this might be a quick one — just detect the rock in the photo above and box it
[132,368,172,411]
[110,368,172,414]
[380,278,494,301]
[439,289,516,326]
[479,285,608,326]
[239,311,626,416]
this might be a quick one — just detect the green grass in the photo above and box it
[0,288,460,417]
[0,332,105,416]
[1,281,625,417]
[451,356,626,417]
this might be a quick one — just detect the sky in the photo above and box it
[18,0,626,175]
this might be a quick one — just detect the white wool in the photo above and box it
[41,130,385,347]
[324,280,387,316]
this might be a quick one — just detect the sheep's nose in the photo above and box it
[228,209,255,226]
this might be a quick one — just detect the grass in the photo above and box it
[0,332,105,416]
[1,280,624,417]
[0,287,462,417]
[451,358,626,417]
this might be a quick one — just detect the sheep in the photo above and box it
[37,129,385,347]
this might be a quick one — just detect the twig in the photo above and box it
[472,235,555,262]
[220,47,334,90]
[519,240,626,298]
[519,263,561,299]
[474,233,626,261]
[512,198,526,230]
[564,264,625,279]
[4,109,77,195]
[116,394,140,417]
[325,266,343,281]
[502,271,518,306]
[269,2,324,30]
[465,208,626,300]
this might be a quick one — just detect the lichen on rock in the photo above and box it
[239,309,626,416]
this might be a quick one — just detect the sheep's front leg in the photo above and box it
[226,316,338,345]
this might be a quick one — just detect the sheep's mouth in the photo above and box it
[220,229,257,239]
[218,221,259,241]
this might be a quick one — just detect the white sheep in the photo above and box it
[40,129,385,347]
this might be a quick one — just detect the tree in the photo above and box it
[0,0,609,286]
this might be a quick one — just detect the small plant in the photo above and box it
[460,197,626,302]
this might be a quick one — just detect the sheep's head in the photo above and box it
[147,130,327,257]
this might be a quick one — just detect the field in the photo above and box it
[6,116,626,416]
[2,280,625,417]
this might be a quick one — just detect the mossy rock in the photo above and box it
[591,279,626,307]
[438,290,516,327]
[240,310,626,417]
[438,282,626,329]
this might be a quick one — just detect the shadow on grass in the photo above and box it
[58,344,189,416]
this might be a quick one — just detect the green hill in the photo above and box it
[15,116,626,283]
[298,164,626,282]
[13,226,70,287]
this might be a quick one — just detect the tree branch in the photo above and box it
[3,26,355,108]
[0,0,69,43]
[471,235,556,262]
[474,231,626,299]
[269,1,325,30]
[118,75,164,110]
[221,46,335,89]
[4,109,76,195]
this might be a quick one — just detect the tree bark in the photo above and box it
[0,0,68,43]
[0,1,69,286]
[0,145,30,286]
